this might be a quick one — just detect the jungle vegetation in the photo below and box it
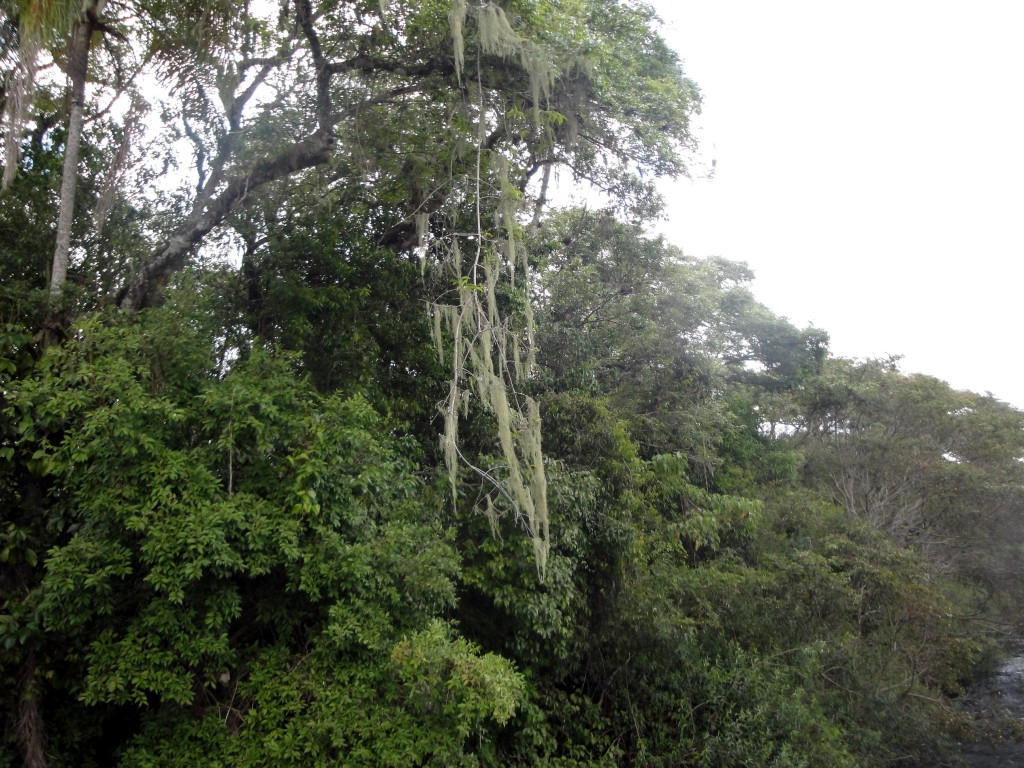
[1,1,1022,766]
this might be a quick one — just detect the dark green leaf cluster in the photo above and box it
[0,306,520,766]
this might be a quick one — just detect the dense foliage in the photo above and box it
[1,2,1022,767]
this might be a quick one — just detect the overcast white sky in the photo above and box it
[641,0,1024,408]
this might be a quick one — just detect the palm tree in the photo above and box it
[49,1,102,299]
[3,6,104,760]
[1,0,104,303]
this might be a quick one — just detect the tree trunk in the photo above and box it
[16,653,46,768]
[49,8,95,299]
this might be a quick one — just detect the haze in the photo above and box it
[647,0,1024,408]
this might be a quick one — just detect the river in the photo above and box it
[950,651,1024,767]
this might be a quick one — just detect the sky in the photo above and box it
[640,0,1024,408]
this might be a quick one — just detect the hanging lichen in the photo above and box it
[431,264,549,577]
[426,1,558,579]
[449,1,557,125]
[448,0,467,83]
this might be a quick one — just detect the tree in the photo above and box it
[48,0,104,303]
[72,0,698,574]
[1,304,527,767]
[109,0,700,311]
[1,0,110,306]
[795,357,1024,614]
[533,209,825,469]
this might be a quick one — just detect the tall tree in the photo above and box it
[113,0,700,310]
[48,0,103,300]
[0,0,107,302]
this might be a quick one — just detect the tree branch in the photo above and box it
[326,53,455,79]
[295,0,332,132]
[116,132,335,311]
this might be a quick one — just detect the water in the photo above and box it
[953,652,1024,767]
